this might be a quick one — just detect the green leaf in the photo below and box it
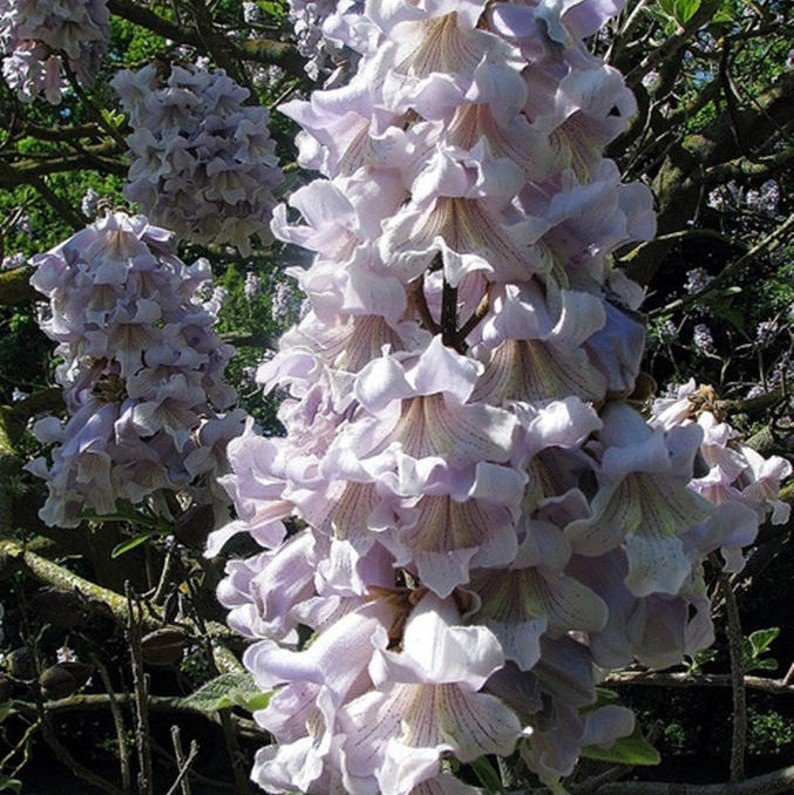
[686,647,718,672]
[749,627,780,656]
[470,757,504,793]
[673,0,701,24]
[110,531,156,558]
[742,627,780,672]
[0,703,16,723]
[0,775,22,793]
[709,0,734,26]
[581,724,661,766]
[708,302,746,333]
[180,672,271,714]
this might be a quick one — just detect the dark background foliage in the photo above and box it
[0,0,791,792]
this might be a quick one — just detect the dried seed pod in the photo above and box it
[140,628,188,667]
[39,662,93,700]
[6,647,36,680]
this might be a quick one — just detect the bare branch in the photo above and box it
[166,725,196,795]
[0,266,38,306]
[714,560,747,783]
[625,0,723,87]
[441,279,458,348]
[592,765,794,794]
[106,0,305,77]
[127,585,154,795]
[0,539,244,675]
[649,214,794,318]
[93,658,132,791]
[603,670,794,696]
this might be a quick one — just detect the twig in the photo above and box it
[0,717,40,771]
[151,543,175,605]
[441,279,459,347]
[0,539,243,675]
[149,739,236,791]
[126,585,154,795]
[28,174,87,230]
[603,670,794,696]
[106,0,304,76]
[617,228,746,265]
[592,764,794,794]
[714,559,747,783]
[409,275,440,335]
[15,692,223,718]
[40,720,127,795]
[61,61,127,150]
[649,214,794,318]
[167,726,196,795]
[716,385,786,418]
[209,681,253,790]
[0,265,38,305]
[93,658,132,792]
[184,578,254,795]
[719,40,754,163]
[626,0,723,87]
[456,292,490,347]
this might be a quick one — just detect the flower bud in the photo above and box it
[39,662,93,700]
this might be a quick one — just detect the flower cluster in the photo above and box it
[287,0,369,79]
[111,63,283,255]
[27,212,244,530]
[0,0,109,103]
[651,380,791,570]
[213,2,787,792]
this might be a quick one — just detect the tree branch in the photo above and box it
[0,539,244,675]
[0,266,38,305]
[626,72,794,286]
[715,560,747,783]
[592,765,794,794]
[624,0,723,88]
[441,279,459,348]
[603,670,794,696]
[648,214,794,318]
[106,0,304,77]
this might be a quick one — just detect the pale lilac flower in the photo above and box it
[27,212,243,528]
[209,0,776,790]
[339,593,520,794]
[112,63,282,254]
[641,69,659,87]
[80,187,100,217]
[1,252,26,269]
[271,281,294,322]
[755,318,778,345]
[745,179,780,216]
[684,267,712,294]
[707,186,728,211]
[650,380,790,568]
[693,323,714,351]
[242,1,261,24]
[15,212,32,234]
[244,272,263,300]
[0,0,109,103]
